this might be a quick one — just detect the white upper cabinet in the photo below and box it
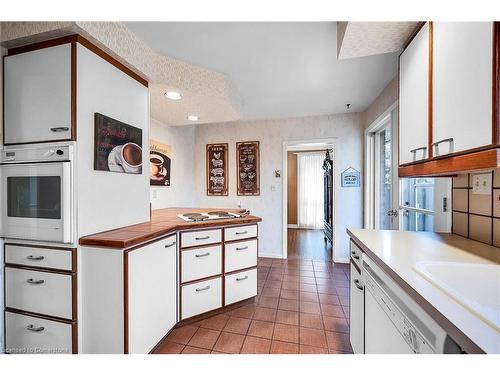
[432,22,493,156]
[399,22,430,165]
[4,43,72,144]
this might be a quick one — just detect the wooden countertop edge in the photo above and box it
[346,228,486,354]
[79,216,262,249]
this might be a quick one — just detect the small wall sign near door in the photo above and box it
[150,139,172,186]
[236,141,260,196]
[341,167,360,187]
[94,113,143,174]
[206,143,228,195]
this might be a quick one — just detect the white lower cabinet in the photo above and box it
[225,239,257,273]
[5,311,73,354]
[127,234,177,354]
[5,267,73,320]
[181,277,222,319]
[350,263,364,354]
[225,268,257,306]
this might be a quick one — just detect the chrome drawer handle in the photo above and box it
[27,278,45,285]
[235,231,248,235]
[236,276,249,282]
[164,242,176,248]
[352,254,360,260]
[431,138,454,147]
[409,146,427,154]
[354,279,364,291]
[26,324,45,332]
[195,252,210,258]
[195,285,210,292]
[236,246,249,251]
[195,236,210,240]
[50,127,70,132]
[26,255,45,261]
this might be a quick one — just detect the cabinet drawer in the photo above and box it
[224,225,257,242]
[5,244,73,271]
[350,240,363,269]
[225,268,257,306]
[181,245,222,283]
[5,311,73,354]
[225,239,257,273]
[181,229,222,248]
[181,277,222,319]
[6,267,73,320]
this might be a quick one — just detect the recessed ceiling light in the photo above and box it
[187,115,199,122]
[164,91,182,100]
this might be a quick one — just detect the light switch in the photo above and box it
[471,173,491,195]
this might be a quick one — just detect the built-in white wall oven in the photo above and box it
[0,145,74,243]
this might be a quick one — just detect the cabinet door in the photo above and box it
[399,23,430,165]
[349,263,364,354]
[433,22,493,156]
[127,234,177,353]
[4,44,72,144]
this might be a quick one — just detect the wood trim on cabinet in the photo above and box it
[123,250,129,354]
[71,41,77,141]
[493,22,500,145]
[399,147,500,177]
[428,21,434,158]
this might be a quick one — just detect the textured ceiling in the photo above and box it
[0,21,242,126]
[338,22,420,60]
[126,22,399,120]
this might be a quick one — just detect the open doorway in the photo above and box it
[284,142,335,260]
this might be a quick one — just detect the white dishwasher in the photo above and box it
[362,255,461,354]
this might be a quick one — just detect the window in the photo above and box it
[399,178,435,232]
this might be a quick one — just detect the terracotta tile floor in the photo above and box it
[154,257,352,354]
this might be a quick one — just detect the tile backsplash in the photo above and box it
[452,170,500,246]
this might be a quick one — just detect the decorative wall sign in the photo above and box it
[206,143,229,196]
[236,141,260,196]
[94,113,143,174]
[150,139,172,186]
[341,167,361,187]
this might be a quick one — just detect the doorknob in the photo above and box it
[387,209,398,217]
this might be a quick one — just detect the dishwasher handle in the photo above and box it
[354,279,364,291]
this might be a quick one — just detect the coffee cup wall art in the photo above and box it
[94,113,143,174]
[150,139,172,186]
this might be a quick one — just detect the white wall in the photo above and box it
[150,119,196,209]
[76,43,150,237]
[193,113,364,260]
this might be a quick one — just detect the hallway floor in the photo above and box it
[287,228,333,261]
[154,257,351,354]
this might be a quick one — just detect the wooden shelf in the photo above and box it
[398,147,500,177]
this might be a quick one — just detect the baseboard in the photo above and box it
[334,257,349,264]
[258,252,283,259]
[287,224,298,229]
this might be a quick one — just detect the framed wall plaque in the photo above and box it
[236,141,260,196]
[150,139,172,186]
[206,143,229,196]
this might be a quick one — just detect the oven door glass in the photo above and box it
[1,162,72,243]
[7,176,62,219]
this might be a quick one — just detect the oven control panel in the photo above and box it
[1,145,73,163]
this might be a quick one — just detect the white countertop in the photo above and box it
[347,229,500,354]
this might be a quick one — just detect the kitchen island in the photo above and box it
[347,229,500,354]
[79,208,261,354]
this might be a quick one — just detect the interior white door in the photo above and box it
[127,235,177,353]
[399,23,430,165]
[432,22,493,156]
[4,44,72,144]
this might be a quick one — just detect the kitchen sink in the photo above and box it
[413,261,500,332]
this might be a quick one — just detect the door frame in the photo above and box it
[282,138,337,260]
[364,101,399,230]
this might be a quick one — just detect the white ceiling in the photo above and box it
[125,22,398,121]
